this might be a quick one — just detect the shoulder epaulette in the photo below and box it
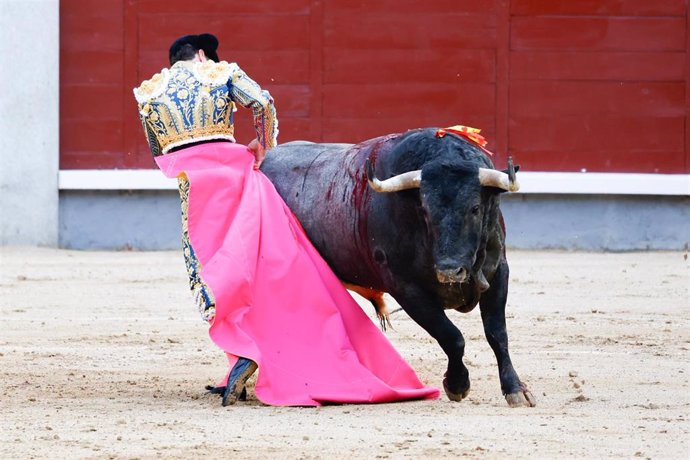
[194,60,239,85]
[133,68,170,104]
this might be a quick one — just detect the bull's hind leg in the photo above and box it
[395,286,471,401]
[479,260,535,407]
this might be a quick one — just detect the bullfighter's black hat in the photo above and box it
[169,33,219,64]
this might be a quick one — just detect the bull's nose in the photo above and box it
[436,266,468,284]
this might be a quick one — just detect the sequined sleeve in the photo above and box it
[140,116,162,157]
[227,67,278,149]
[179,175,216,322]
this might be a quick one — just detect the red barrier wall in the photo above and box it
[60,0,689,173]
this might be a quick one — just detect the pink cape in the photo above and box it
[156,142,439,406]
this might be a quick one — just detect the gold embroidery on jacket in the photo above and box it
[228,68,278,149]
[134,60,278,156]
[133,70,169,103]
[178,174,216,322]
[134,61,237,155]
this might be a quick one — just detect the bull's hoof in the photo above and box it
[505,386,536,407]
[443,376,470,402]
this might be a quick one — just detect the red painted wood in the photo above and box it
[308,0,324,141]
[60,0,121,17]
[512,17,685,51]
[61,120,123,157]
[61,50,122,85]
[60,14,123,51]
[272,117,314,141]
[686,1,690,172]
[224,110,257,146]
[511,0,685,17]
[512,150,684,174]
[324,49,495,84]
[510,115,685,154]
[137,50,310,86]
[511,51,686,81]
[59,0,125,168]
[324,13,498,50]
[122,0,140,168]
[137,14,311,51]
[508,2,688,174]
[495,0,510,162]
[264,85,311,118]
[322,116,496,145]
[61,85,124,121]
[137,0,310,14]
[61,151,142,170]
[510,81,685,117]
[59,0,688,173]
[322,83,495,118]
[327,0,498,15]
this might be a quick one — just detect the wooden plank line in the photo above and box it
[510,0,685,17]
[686,0,690,173]
[496,0,510,160]
[122,0,140,168]
[309,0,323,141]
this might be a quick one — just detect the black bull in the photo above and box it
[261,128,535,407]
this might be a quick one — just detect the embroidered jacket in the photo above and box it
[133,60,278,322]
[133,60,278,156]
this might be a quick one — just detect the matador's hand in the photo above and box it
[248,138,266,170]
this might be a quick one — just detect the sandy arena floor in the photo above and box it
[0,247,688,458]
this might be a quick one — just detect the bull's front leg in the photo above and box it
[394,285,471,401]
[479,259,536,407]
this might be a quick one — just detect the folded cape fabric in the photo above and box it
[155,142,440,406]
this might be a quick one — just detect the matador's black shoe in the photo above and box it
[205,384,247,401]
[222,357,258,407]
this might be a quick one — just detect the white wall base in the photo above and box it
[58,170,690,196]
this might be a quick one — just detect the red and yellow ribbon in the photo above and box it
[436,125,494,156]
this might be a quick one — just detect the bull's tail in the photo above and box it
[375,302,393,332]
[342,282,393,331]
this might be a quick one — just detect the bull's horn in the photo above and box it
[366,159,422,192]
[478,168,520,192]
[507,156,517,186]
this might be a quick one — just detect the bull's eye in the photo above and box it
[471,205,481,215]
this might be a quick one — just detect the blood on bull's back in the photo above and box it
[262,140,384,288]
